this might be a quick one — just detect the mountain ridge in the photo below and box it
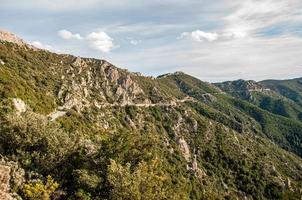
[0,30,302,200]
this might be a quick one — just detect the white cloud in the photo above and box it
[86,31,115,53]
[58,29,115,53]
[179,0,302,42]
[31,41,53,51]
[223,31,248,40]
[130,39,142,45]
[58,29,83,40]
[179,30,219,42]
[223,0,302,38]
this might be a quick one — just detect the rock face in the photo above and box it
[157,71,185,79]
[215,79,271,100]
[0,30,28,47]
[12,98,27,114]
[0,165,13,200]
[57,58,148,111]
[216,79,266,92]
[178,137,191,162]
[0,161,24,200]
[48,110,67,121]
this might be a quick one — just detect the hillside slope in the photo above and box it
[0,31,302,200]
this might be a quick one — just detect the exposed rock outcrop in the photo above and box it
[178,137,191,162]
[157,71,185,79]
[0,165,12,200]
[57,59,147,111]
[12,98,27,114]
[215,79,272,100]
[0,161,24,200]
[72,57,88,68]
[0,29,31,48]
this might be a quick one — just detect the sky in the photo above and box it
[1,0,302,82]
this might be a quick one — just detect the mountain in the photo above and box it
[0,30,302,200]
[216,79,302,120]
[261,78,302,105]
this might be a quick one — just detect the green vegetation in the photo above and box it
[0,41,302,199]
[22,176,59,200]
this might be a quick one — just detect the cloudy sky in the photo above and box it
[1,0,302,82]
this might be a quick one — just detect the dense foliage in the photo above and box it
[0,41,302,199]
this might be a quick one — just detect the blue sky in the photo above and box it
[1,0,302,82]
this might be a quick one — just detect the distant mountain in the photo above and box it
[261,78,302,104]
[216,78,302,121]
[0,30,302,200]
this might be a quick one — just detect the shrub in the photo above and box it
[22,175,59,200]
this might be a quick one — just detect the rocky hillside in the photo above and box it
[261,78,302,104]
[216,79,302,122]
[0,30,302,200]
[214,79,271,100]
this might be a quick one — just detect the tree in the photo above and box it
[108,158,190,200]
